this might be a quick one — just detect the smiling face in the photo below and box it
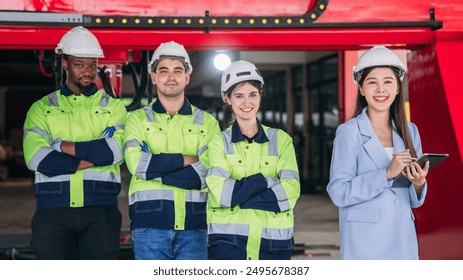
[62,56,98,94]
[359,67,400,114]
[226,82,261,122]
[151,58,190,99]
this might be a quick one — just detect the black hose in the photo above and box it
[147,76,154,104]
[125,51,150,112]
[127,62,140,91]
[97,66,115,97]
[54,55,63,89]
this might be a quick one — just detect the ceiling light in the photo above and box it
[213,53,231,71]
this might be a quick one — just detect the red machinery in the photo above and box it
[1,0,462,259]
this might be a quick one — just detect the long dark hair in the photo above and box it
[352,66,417,158]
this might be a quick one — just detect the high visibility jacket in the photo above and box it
[124,98,220,231]
[23,84,127,208]
[206,120,300,260]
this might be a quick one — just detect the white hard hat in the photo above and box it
[352,45,406,84]
[55,26,104,58]
[148,41,193,74]
[220,60,264,102]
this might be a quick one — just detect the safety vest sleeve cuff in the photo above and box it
[161,165,202,190]
[144,153,184,179]
[230,173,268,207]
[75,138,114,166]
[240,188,283,212]
[37,150,81,177]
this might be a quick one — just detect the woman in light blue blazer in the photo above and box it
[327,46,430,260]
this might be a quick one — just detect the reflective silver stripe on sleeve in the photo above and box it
[47,91,59,107]
[193,108,204,125]
[265,176,280,188]
[222,130,234,155]
[135,152,152,180]
[23,127,52,143]
[208,223,250,237]
[143,105,155,122]
[35,173,70,183]
[105,138,123,164]
[27,147,53,171]
[114,123,125,130]
[261,227,293,240]
[267,128,279,156]
[186,191,208,203]
[271,183,290,212]
[123,139,140,151]
[279,169,300,181]
[99,92,110,107]
[207,167,230,178]
[220,178,236,208]
[129,189,174,205]
[198,145,207,158]
[191,161,207,189]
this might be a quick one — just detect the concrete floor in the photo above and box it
[0,176,340,260]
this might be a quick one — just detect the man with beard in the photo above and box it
[23,26,127,259]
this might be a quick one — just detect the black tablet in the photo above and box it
[413,153,449,172]
[392,153,449,187]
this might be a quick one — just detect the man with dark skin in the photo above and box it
[23,26,127,259]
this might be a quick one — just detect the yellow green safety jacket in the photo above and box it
[124,98,220,230]
[23,84,127,208]
[206,120,300,260]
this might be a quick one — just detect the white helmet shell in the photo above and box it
[148,41,193,74]
[220,60,264,102]
[352,45,406,84]
[55,26,104,58]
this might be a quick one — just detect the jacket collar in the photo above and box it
[231,118,269,144]
[356,107,405,169]
[152,97,192,115]
[60,83,98,97]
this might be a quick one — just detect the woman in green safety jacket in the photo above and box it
[206,60,301,260]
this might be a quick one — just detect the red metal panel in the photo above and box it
[435,42,463,158]
[338,50,358,122]
[318,0,463,30]
[2,0,461,51]
[0,26,439,51]
[0,0,460,31]
[408,43,463,259]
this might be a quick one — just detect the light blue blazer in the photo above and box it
[327,107,427,260]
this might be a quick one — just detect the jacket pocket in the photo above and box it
[268,238,294,252]
[209,234,238,246]
[44,107,70,138]
[133,200,163,213]
[346,207,381,223]
[144,123,168,151]
[89,107,113,135]
[259,156,278,177]
[182,125,206,154]
[35,182,64,194]
[228,154,247,178]
[191,201,207,214]
[92,181,120,194]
